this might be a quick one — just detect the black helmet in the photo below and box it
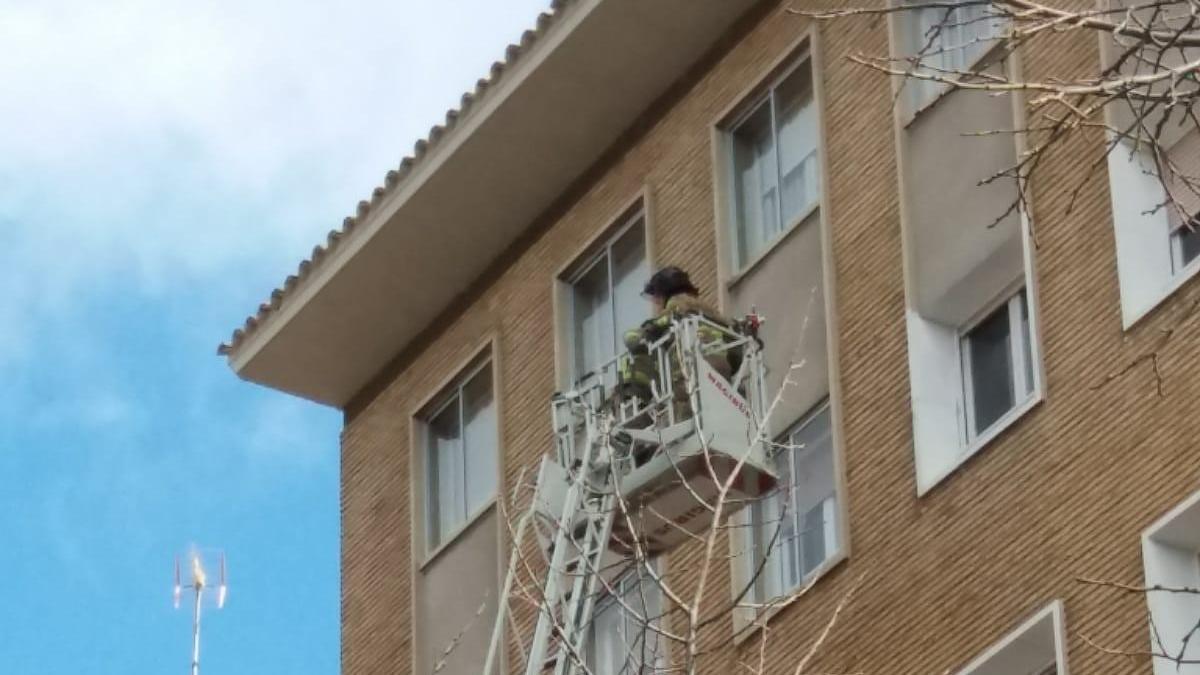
[642,266,698,299]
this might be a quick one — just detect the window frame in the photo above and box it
[958,288,1034,444]
[1169,221,1200,276]
[559,204,651,387]
[420,356,499,557]
[587,564,668,675]
[953,600,1069,675]
[890,0,1042,495]
[722,50,821,277]
[904,276,1044,495]
[1142,488,1200,675]
[1105,139,1200,329]
[898,0,1008,120]
[745,400,841,607]
[713,30,851,640]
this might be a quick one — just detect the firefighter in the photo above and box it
[617,266,735,406]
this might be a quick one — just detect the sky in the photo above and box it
[0,1,549,672]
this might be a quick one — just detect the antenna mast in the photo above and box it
[174,549,227,675]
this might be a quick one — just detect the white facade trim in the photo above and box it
[1142,488,1200,675]
[1107,139,1200,328]
[956,600,1069,675]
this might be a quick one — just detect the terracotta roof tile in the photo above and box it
[218,1,569,357]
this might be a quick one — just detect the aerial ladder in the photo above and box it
[483,313,778,675]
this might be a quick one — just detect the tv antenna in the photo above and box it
[174,548,227,675]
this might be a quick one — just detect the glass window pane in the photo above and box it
[427,400,463,548]
[909,5,950,108]
[784,507,802,590]
[588,600,623,675]
[760,486,791,599]
[913,2,993,70]
[752,405,837,599]
[622,575,663,672]
[774,64,819,226]
[732,102,778,267]
[958,1,1000,61]
[788,407,835,580]
[573,255,613,379]
[967,302,1016,434]
[462,366,497,515]
[789,408,834,514]
[588,574,663,675]
[610,220,650,355]
[907,1,1001,109]
[1178,223,1200,268]
[800,502,827,578]
[750,494,780,603]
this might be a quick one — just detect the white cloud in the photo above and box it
[0,0,547,185]
[0,0,550,364]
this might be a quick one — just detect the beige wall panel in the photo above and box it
[727,209,827,434]
[415,510,500,675]
[904,87,1023,325]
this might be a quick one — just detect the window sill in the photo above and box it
[419,498,497,571]
[726,201,820,290]
[916,391,1043,497]
[730,550,848,645]
[1122,258,1200,330]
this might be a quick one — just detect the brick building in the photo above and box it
[219,1,1200,673]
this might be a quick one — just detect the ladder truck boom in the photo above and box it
[484,314,776,675]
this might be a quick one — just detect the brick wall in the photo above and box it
[341,2,1200,672]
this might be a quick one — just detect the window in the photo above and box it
[720,46,829,439]
[961,290,1034,440]
[587,570,665,675]
[747,402,839,602]
[728,57,819,270]
[1172,223,1200,272]
[904,0,1004,112]
[567,215,649,382]
[1142,489,1200,675]
[896,51,1038,492]
[425,361,497,550]
[1106,129,1200,327]
[718,43,846,628]
[906,282,1040,493]
[954,601,1068,675]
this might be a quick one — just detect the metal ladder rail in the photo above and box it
[549,484,616,675]
[482,485,537,675]
[522,411,614,675]
[487,478,619,672]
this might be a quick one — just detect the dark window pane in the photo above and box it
[790,406,834,579]
[774,64,818,225]
[427,400,463,548]
[572,256,612,379]
[731,102,778,266]
[462,367,496,515]
[1179,222,1200,267]
[968,303,1016,434]
[610,221,649,353]
[800,502,826,578]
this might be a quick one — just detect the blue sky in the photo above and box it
[0,1,548,672]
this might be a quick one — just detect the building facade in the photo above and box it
[220,1,1200,673]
